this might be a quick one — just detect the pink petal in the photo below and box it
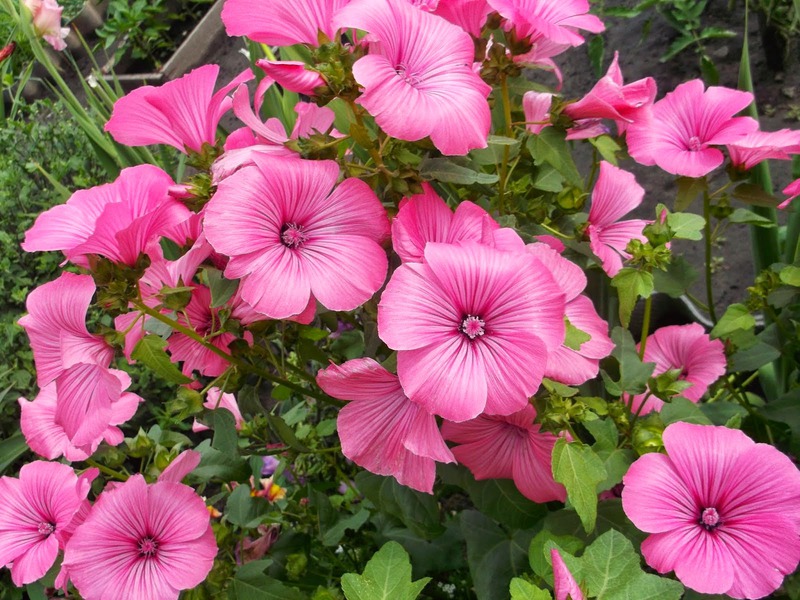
[256,59,325,95]
[222,0,348,45]
[552,548,584,600]
[158,450,202,483]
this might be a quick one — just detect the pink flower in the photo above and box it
[335,0,492,155]
[488,0,604,47]
[629,323,726,415]
[626,79,758,177]
[391,184,499,263]
[586,161,649,277]
[316,358,455,493]
[63,475,217,600]
[563,51,656,134]
[22,165,191,268]
[23,0,69,51]
[18,272,113,386]
[378,242,565,422]
[19,364,143,461]
[552,548,584,600]
[105,64,252,154]
[0,462,93,586]
[622,422,800,598]
[204,155,389,320]
[727,129,800,171]
[441,404,566,502]
[255,59,326,95]
[780,178,800,209]
[433,0,491,36]
[222,0,349,45]
[523,91,554,134]
[192,388,244,433]
[158,450,202,483]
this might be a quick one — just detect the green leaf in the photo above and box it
[584,419,634,492]
[653,257,698,298]
[759,389,800,438]
[528,530,585,581]
[661,34,695,62]
[510,578,553,600]
[710,303,755,339]
[471,135,521,166]
[225,483,269,528]
[211,408,240,455]
[731,183,781,207]
[322,507,370,546]
[587,35,605,78]
[267,413,311,452]
[355,472,443,539]
[419,157,498,185]
[532,165,564,192]
[564,317,592,351]
[206,267,239,308]
[551,439,607,533]
[229,561,304,600]
[527,128,583,188]
[341,541,430,600]
[699,54,719,85]
[606,327,656,396]
[0,432,29,474]
[372,516,466,578]
[674,177,707,211]
[191,439,250,483]
[131,335,192,384]
[728,207,776,227]
[779,264,800,286]
[588,135,621,165]
[660,397,713,425]
[729,341,780,371]
[584,418,618,451]
[666,212,705,240]
[610,268,653,328]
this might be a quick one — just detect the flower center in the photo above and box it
[138,536,159,557]
[459,315,485,340]
[395,64,423,87]
[37,521,54,537]
[280,223,308,249]
[687,135,704,152]
[700,507,721,530]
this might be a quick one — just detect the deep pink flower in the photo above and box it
[63,475,217,600]
[204,155,389,320]
[727,129,800,170]
[622,422,800,598]
[391,184,499,263]
[433,0,491,36]
[23,0,69,51]
[192,388,244,433]
[105,64,252,154]
[222,0,349,45]
[255,59,326,95]
[586,161,649,277]
[488,0,604,47]
[780,178,800,209]
[626,79,758,177]
[18,272,113,386]
[378,242,565,421]
[335,0,492,155]
[316,358,455,493]
[629,323,726,415]
[0,462,93,586]
[441,404,566,502]
[22,165,191,268]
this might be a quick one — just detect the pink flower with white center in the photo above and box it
[626,79,758,177]
[63,475,217,600]
[22,165,192,268]
[192,388,244,433]
[441,404,566,502]
[629,323,726,415]
[727,128,800,170]
[391,184,499,263]
[378,242,565,422]
[0,462,94,586]
[23,0,69,51]
[18,272,113,386]
[433,0,491,36]
[204,155,389,320]
[255,59,326,95]
[19,364,143,461]
[622,422,800,598]
[222,0,349,45]
[335,0,492,155]
[488,0,604,47]
[563,51,656,134]
[316,358,455,493]
[105,64,252,154]
[780,177,800,209]
[551,548,584,600]
[586,161,650,277]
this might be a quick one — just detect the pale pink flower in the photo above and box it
[18,272,113,386]
[335,0,492,155]
[780,178,800,209]
[0,462,93,586]
[552,548,584,600]
[563,51,656,134]
[523,91,554,134]
[64,475,217,600]
[586,161,649,277]
[158,450,202,483]
[629,323,726,415]
[622,422,800,598]
[727,128,800,170]
[105,64,252,154]
[316,358,455,493]
[391,184,499,263]
[255,59,326,95]
[626,79,758,177]
[378,242,565,422]
[441,405,566,502]
[19,364,143,461]
[192,388,244,433]
[204,155,389,320]
[22,165,191,268]
[222,0,349,45]
[433,0,491,36]
[23,0,69,51]
[488,0,604,47]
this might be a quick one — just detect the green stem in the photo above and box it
[703,191,718,324]
[85,459,129,481]
[638,292,653,359]
[496,75,514,214]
